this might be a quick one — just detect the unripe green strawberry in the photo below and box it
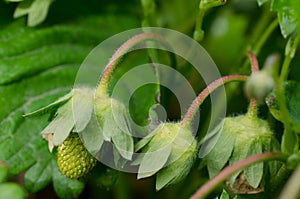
[57,133,97,179]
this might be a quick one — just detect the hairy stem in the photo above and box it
[190,152,287,199]
[96,33,164,97]
[181,75,248,127]
[246,51,259,117]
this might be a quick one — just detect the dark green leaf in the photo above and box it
[52,160,85,199]
[0,15,139,195]
[24,156,52,193]
[267,81,300,133]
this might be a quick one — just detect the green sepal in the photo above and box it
[205,119,236,177]
[137,144,172,179]
[244,139,263,188]
[23,92,72,118]
[41,100,74,145]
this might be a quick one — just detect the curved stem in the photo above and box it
[247,51,259,73]
[96,33,164,97]
[190,152,287,199]
[181,75,248,127]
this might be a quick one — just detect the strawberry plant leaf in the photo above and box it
[24,156,53,193]
[0,15,140,196]
[52,160,85,199]
[266,81,300,133]
[271,0,300,38]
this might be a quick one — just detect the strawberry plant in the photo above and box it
[0,0,300,199]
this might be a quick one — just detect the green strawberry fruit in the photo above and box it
[57,133,97,179]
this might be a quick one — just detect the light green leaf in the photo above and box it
[27,0,52,26]
[244,139,263,188]
[13,0,33,18]
[0,183,25,199]
[138,144,172,179]
[13,0,53,27]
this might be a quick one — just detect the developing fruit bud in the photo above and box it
[57,133,97,179]
[204,114,279,191]
[245,70,275,104]
[136,122,197,190]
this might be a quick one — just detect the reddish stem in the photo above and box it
[246,51,259,116]
[181,75,248,127]
[247,51,259,73]
[96,32,164,97]
[190,152,287,199]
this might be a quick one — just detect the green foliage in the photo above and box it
[0,14,140,197]
[267,81,300,133]
[257,0,300,38]
[205,114,280,188]
[1,0,300,198]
